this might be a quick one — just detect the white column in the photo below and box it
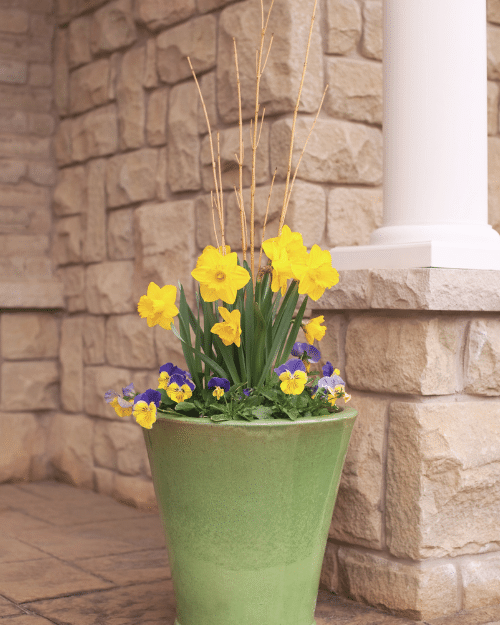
[330,0,500,271]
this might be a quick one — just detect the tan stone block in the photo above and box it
[49,413,94,488]
[271,117,383,185]
[325,0,361,55]
[489,81,499,136]
[465,319,500,395]
[197,71,217,135]
[154,324,186,371]
[134,0,195,30]
[113,473,157,510]
[345,316,463,395]
[105,314,157,369]
[0,59,27,84]
[146,87,167,146]
[0,133,51,159]
[157,14,216,85]
[56,264,85,312]
[83,315,105,365]
[338,548,459,620]
[29,13,54,39]
[0,7,29,33]
[201,122,269,191]
[84,365,133,418]
[54,165,87,216]
[489,0,500,24]
[362,1,383,61]
[313,311,345,373]
[68,15,91,68]
[327,187,383,247]
[53,215,82,265]
[106,148,159,208]
[325,58,383,125]
[330,394,386,549]
[0,160,26,183]
[0,109,27,134]
[94,466,115,496]
[117,46,146,150]
[69,58,111,114]
[319,542,339,593]
[90,0,137,54]
[168,80,201,192]
[462,554,500,610]
[134,200,196,303]
[155,147,167,201]
[387,401,500,560]
[60,317,83,412]
[143,38,157,88]
[108,207,134,260]
[82,158,106,263]
[0,184,51,234]
[54,28,69,116]
[218,0,324,123]
[282,181,327,248]
[86,260,135,314]
[54,118,73,166]
[0,412,40,482]
[488,26,500,80]
[94,419,149,475]
[195,194,220,250]
[71,104,119,161]
[1,361,58,411]
[28,163,57,186]
[1,313,59,359]
[489,137,500,234]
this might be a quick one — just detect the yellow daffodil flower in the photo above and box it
[191,246,250,305]
[138,283,179,330]
[167,382,193,403]
[211,307,242,346]
[303,315,327,344]
[291,245,339,301]
[133,400,157,429]
[263,226,308,295]
[279,369,307,395]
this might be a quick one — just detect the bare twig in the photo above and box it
[188,57,225,245]
[233,37,247,261]
[258,168,277,275]
[280,85,327,225]
[279,0,318,235]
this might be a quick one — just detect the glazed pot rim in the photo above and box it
[154,405,357,427]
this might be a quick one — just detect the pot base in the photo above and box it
[174,621,316,625]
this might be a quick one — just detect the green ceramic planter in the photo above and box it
[144,407,357,625]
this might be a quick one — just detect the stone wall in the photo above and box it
[0,0,63,484]
[1,0,500,619]
[316,269,500,620]
[45,0,386,508]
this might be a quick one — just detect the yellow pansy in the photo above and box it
[133,400,157,429]
[167,382,193,403]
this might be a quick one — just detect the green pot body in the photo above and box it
[144,407,357,625]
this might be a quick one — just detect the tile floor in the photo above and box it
[1,480,499,625]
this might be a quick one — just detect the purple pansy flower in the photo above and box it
[169,373,195,391]
[208,377,230,392]
[122,383,135,398]
[274,358,307,377]
[133,388,162,406]
[159,362,187,378]
[317,374,345,393]
[322,362,334,377]
[291,342,321,363]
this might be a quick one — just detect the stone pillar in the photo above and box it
[330,0,500,270]
[316,268,500,620]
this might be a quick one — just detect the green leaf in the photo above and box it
[251,405,275,420]
[211,413,231,422]
[175,401,196,412]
